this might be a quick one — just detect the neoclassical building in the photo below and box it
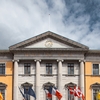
[0,31,100,100]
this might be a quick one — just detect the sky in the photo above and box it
[0,0,100,50]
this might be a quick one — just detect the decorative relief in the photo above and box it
[45,40,53,48]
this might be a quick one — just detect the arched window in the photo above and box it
[0,82,7,100]
[21,82,33,100]
[65,82,77,100]
[43,82,55,100]
[91,82,100,100]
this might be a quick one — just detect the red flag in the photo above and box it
[68,87,74,95]
[74,86,85,100]
[68,86,85,100]
[55,89,62,100]
[52,87,62,100]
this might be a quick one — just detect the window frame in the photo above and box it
[65,82,76,100]
[0,82,7,100]
[91,83,100,100]
[43,82,55,100]
[92,88,100,100]
[46,63,52,75]
[92,64,99,75]
[24,63,31,75]
[67,63,74,75]
[0,63,5,75]
[21,82,33,100]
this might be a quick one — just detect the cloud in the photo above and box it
[0,0,100,49]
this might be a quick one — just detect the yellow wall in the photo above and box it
[0,61,13,100]
[85,62,100,100]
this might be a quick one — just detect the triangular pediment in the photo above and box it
[90,82,100,88]
[21,82,33,87]
[9,31,89,50]
[65,82,77,88]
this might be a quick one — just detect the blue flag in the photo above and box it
[18,87,26,99]
[28,87,36,99]
[24,87,36,99]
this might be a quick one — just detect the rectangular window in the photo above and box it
[93,89,99,100]
[0,64,5,75]
[24,63,31,74]
[68,63,74,75]
[46,63,52,74]
[68,89,74,100]
[24,88,30,100]
[93,64,99,75]
[0,89,5,100]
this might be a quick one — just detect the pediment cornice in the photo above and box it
[9,31,89,50]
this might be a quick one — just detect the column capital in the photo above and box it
[79,59,85,62]
[12,59,19,62]
[34,59,41,62]
[57,59,64,62]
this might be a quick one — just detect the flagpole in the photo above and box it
[49,14,50,31]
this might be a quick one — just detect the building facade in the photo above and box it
[0,31,100,100]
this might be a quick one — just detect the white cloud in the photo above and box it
[0,0,100,49]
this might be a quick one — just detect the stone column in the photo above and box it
[57,60,63,93]
[35,60,41,100]
[79,60,84,94]
[13,60,19,100]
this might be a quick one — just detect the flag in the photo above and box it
[68,86,85,100]
[0,92,3,100]
[68,86,74,95]
[19,87,26,100]
[75,87,85,100]
[44,89,52,99]
[28,87,36,99]
[48,86,62,100]
[24,87,36,99]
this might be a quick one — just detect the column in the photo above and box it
[57,60,63,92]
[79,60,84,94]
[13,60,19,100]
[35,60,41,100]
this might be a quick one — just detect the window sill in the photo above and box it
[19,74,35,76]
[40,74,57,76]
[91,75,100,77]
[63,74,79,76]
[0,74,6,76]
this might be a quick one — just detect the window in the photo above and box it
[0,89,5,100]
[93,89,99,100]
[0,63,5,75]
[24,88,30,100]
[0,82,7,100]
[93,64,99,75]
[65,82,76,100]
[43,82,55,100]
[21,82,33,100]
[68,90,74,100]
[91,83,100,100]
[24,63,31,74]
[68,63,74,75]
[46,63,52,74]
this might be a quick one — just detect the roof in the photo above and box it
[9,31,89,50]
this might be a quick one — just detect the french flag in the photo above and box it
[44,89,52,99]
[48,86,62,100]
